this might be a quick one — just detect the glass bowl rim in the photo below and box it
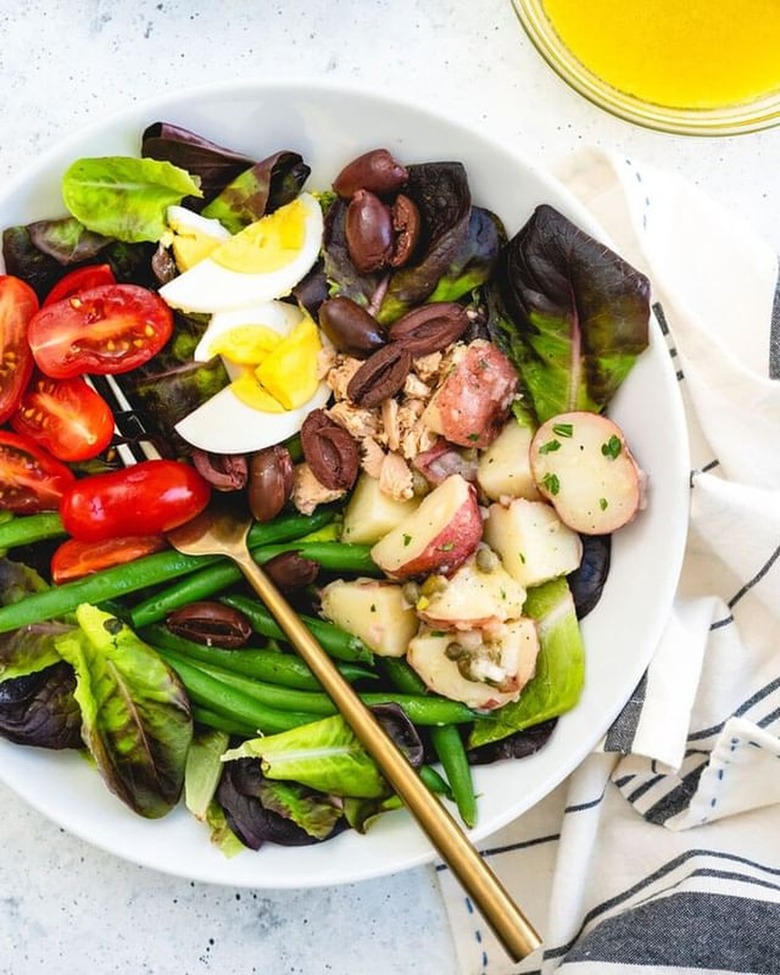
[511,0,780,136]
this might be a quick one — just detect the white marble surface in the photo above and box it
[1,2,778,973]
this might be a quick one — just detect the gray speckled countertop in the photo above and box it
[1,3,778,973]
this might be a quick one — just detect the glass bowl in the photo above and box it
[511,0,780,136]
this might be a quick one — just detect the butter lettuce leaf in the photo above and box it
[468,577,585,749]
[223,714,388,799]
[62,156,202,243]
[54,604,192,818]
[489,204,650,422]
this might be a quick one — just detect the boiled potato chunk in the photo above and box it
[421,340,518,449]
[476,418,541,502]
[529,411,642,535]
[407,619,540,709]
[342,472,420,544]
[370,474,482,580]
[416,553,527,630]
[483,498,582,588]
[319,578,418,657]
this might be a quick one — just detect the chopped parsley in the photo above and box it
[552,422,574,438]
[467,432,480,442]
[541,472,560,496]
[438,541,455,552]
[601,435,622,460]
[539,438,561,455]
[599,497,609,511]
[402,533,412,547]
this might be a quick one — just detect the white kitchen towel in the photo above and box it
[438,150,780,975]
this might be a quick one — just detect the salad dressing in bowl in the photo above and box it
[512,0,780,134]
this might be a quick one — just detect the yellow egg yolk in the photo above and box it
[207,325,282,365]
[226,315,322,413]
[210,198,308,274]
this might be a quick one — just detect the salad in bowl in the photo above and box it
[0,83,688,887]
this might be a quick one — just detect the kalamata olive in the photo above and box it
[300,410,360,490]
[248,445,294,522]
[191,449,249,491]
[166,601,253,648]
[345,190,395,273]
[263,551,320,590]
[389,194,421,268]
[318,296,386,358]
[332,149,409,199]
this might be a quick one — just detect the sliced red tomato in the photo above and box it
[43,263,116,306]
[27,283,173,380]
[51,534,168,584]
[10,372,115,462]
[0,275,39,424]
[0,430,76,513]
[60,459,211,541]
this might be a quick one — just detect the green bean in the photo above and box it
[129,561,246,627]
[0,512,67,551]
[381,658,478,826]
[418,764,454,800]
[221,594,374,664]
[191,704,258,738]
[158,644,476,726]
[430,725,477,828]
[158,647,343,715]
[252,541,378,574]
[0,509,334,634]
[141,624,377,689]
[128,540,376,628]
[161,651,319,734]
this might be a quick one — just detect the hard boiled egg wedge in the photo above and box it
[159,192,323,314]
[165,206,231,270]
[193,299,303,379]
[175,300,331,454]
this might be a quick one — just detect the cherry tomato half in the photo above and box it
[28,283,173,380]
[0,430,76,513]
[51,534,168,584]
[43,263,116,307]
[60,459,211,542]
[0,275,39,424]
[10,372,115,463]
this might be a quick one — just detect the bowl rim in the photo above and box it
[0,78,690,887]
[510,0,780,136]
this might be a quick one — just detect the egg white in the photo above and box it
[159,192,323,314]
[175,377,331,454]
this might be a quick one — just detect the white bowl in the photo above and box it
[0,80,689,888]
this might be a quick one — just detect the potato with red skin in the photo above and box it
[422,340,518,449]
[407,619,540,709]
[530,411,643,534]
[415,554,527,631]
[370,474,482,580]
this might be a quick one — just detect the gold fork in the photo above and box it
[167,503,542,963]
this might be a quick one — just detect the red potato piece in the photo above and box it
[530,411,643,535]
[416,554,527,630]
[341,472,420,544]
[370,473,482,580]
[319,578,419,657]
[407,619,540,709]
[422,340,518,449]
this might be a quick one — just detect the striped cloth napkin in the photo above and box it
[438,149,780,975]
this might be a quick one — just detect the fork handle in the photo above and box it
[233,550,542,963]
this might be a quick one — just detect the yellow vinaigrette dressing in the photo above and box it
[541,0,780,109]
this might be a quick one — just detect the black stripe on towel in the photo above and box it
[770,257,780,380]
[562,891,780,972]
[603,672,647,754]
